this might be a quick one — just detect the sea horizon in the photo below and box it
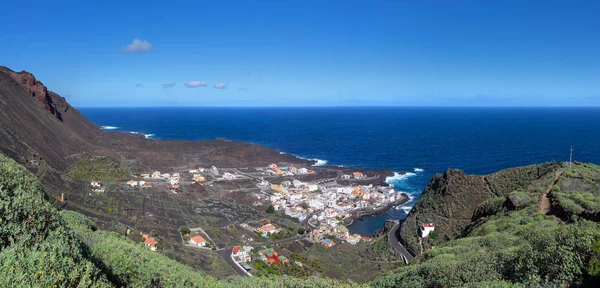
[76,105,600,109]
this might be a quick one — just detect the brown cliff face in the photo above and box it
[8,70,61,120]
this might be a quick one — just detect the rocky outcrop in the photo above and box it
[372,219,398,238]
[398,163,562,256]
[7,70,62,121]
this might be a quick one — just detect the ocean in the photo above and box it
[80,107,600,236]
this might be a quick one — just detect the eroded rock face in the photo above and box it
[9,70,61,121]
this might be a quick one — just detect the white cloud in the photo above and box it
[185,80,207,88]
[214,82,228,89]
[121,39,152,53]
[161,83,176,88]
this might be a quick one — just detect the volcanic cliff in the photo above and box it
[0,66,311,178]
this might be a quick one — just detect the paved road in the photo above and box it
[388,223,414,264]
[217,247,249,277]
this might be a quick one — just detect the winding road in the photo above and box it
[387,223,414,264]
[217,247,250,277]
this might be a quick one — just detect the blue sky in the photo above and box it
[1,0,599,107]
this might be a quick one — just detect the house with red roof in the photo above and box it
[190,235,207,247]
[142,233,159,251]
[258,223,279,235]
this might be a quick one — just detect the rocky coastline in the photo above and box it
[344,192,409,227]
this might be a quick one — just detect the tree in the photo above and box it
[300,202,310,210]
[150,229,158,237]
[589,239,600,278]
[128,230,143,242]
[297,227,306,234]
[179,226,191,235]
[266,205,275,214]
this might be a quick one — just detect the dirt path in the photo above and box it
[539,171,564,214]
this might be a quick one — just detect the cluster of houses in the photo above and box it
[139,171,182,190]
[264,164,315,176]
[258,178,401,230]
[189,168,207,182]
[232,245,252,262]
[341,172,368,180]
[126,179,152,188]
[309,223,372,247]
[231,245,289,269]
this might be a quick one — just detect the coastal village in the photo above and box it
[87,161,412,276]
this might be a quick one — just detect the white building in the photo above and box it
[419,223,435,238]
[211,166,219,175]
[222,172,236,180]
[190,235,207,247]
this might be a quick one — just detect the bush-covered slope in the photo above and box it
[374,205,600,287]
[0,153,110,287]
[399,163,563,255]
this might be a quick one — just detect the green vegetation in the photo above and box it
[372,206,600,287]
[554,162,600,216]
[251,260,315,278]
[360,236,403,262]
[589,239,600,279]
[554,191,600,214]
[0,153,109,287]
[507,189,538,209]
[180,226,191,235]
[67,155,129,182]
[266,205,275,214]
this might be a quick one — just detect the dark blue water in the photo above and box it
[79,107,600,236]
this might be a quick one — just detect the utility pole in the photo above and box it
[569,146,573,169]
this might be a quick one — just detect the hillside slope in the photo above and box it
[0,65,310,176]
[376,162,600,287]
[399,163,562,255]
[0,152,362,287]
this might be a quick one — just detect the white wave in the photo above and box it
[101,126,119,130]
[128,131,155,139]
[385,172,416,186]
[414,168,424,172]
[281,151,329,166]
[401,206,412,213]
